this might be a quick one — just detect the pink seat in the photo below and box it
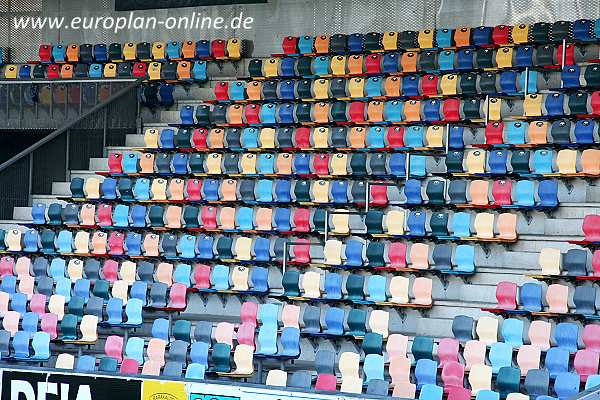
[146,339,166,367]
[15,257,30,278]
[281,304,300,329]
[102,259,119,282]
[387,242,407,269]
[18,275,35,299]
[215,322,235,346]
[236,322,255,349]
[574,349,600,381]
[447,387,472,400]
[583,324,600,352]
[41,313,58,339]
[389,356,411,385]
[516,345,541,376]
[438,338,460,367]
[0,256,14,277]
[193,264,211,290]
[528,320,551,351]
[412,277,432,305]
[240,301,259,327]
[315,373,337,391]
[583,215,600,242]
[441,361,465,392]
[593,250,600,277]
[0,292,9,317]
[496,281,517,310]
[167,283,187,309]
[463,340,486,371]
[291,239,311,264]
[3,311,19,336]
[104,335,124,362]
[386,334,409,359]
[120,358,139,375]
[107,232,125,255]
[546,283,569,313]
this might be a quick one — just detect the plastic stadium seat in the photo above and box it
[496,367,521,398]
[520,282,543,312]
[524,369,549,397]
[575,349,600,381]
[419,384,443,400]
[546,283,569,313]
[555,322,579,352]
[554,372,581,400]
[546,347,570,378]
[489,342,513,373]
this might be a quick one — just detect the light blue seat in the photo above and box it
[122,153,139,174]
[405,126,425,148]
[210,264,230,291]
[555,322,579,352]
[515,180,535,207]
[501,318,524,347]
[324,272,343,300]
[190,341,209,366]
[259,303,279,326]
[363,354,385,383]
[475,390,500,400]
[23,230,40,252]
[22,312,39,337]
[112,204,129,227]
[125,337,145,365]
[585,374,600,389]
[179,235,196,259]
[323,307,344,335]
[76,355,96,372]
[1,275,17,297]
[133,178,151,201]
[49,258,66,279]
[419,384,443,400]
[11,292,27,314]
[365,77,383,98]
[236,207,255,231]
[532,149,555,174]
[366,275,387,302]
[257,154,275,175]
[250,266,269,292]
[553,372,581,400]
[185,363,206,380]
[173,263,192,287]
[151,318,170,342]
[13,331,30,359]
[242,128,259,149]
[256,179,274,203]
[489,342,513,373]
[256,324,278,355]
[506,122,527,145]
[409,155,427,177]
[545,347,570,378]
[106,298,123,325]
[415,359,438,389]
[56,230,73,254]
[55,277,71,302]
[31,332,50,360]
[124,298,143,326]
[383,100,403,123]
[366,126,386,149]
[454,244,475,273]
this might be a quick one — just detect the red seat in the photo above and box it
[211,39,226,58]
[236,322,255,348]
[492,25,510,45]
[295,127,312,149]
[185,179,202,201]
[244,104,261,125]
[0,257,14,278]
[108,153,123,174]
[214,82,229,101]
[168,283,187,309]
[574,349,599,381]
[485,121,504,145]
[193,264,211,290]
[387,242,407,270]
[40,313,58,339]
[365,54,382,74]
[105,335,124,362]
[313,154,330,176]
[292,239,311,264]
[120,358,139,375]
[315,373,337,391]
[102,259,119,282]
[282,36,298,55]
[46,64,60,79]
[132,62,148,78]
[421,74,440,97]
[97,204,113,227]
[370,185,389,207]
[557,43,575,66]
[438,338,460,367]
[441,361,465,392]
[192,128,209,150]
[447,387,472,400]
[348,102,366,123]
[293,208,311,233]
[583,325,600,353]
[108,232,125,256]
[591,92,600,116]
[593,250,600,276]
[240,301,259,327]
[492,180,513,206]
[496,281,517,310]
[583,215,600,242]
[442,98,461,121]
[39,45,52,63]
[387,126,405,148]
[201,207,218,230]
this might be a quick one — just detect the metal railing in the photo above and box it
[0,78,143,219]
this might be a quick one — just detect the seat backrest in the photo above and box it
[546,283,569,313]
[539,248,562,275]
[476,316,498,344]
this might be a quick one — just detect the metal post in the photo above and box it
[484,94,489,125]
[27,153,33,206]
[365,181,370,213]
[445,124,450,155]
[102,107,108,152]
[561,38,567,70]
[324,209,329,242]
[524,67,530,96]
[65,129,70,181]
[405,153,410,181]
[282,241,288,274]
[49,83,54,120]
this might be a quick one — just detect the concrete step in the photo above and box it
[69,170,103,181]
[29,195,65,207]
[89,157,108,171]
[12,207,32,222]
[125,134,146,147]
[52,182,71,196]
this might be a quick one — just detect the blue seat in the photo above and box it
[363,354,385,383]
[279,58,296,77]
[457,49,474,70]
[253,238,271,262]
[22,312,39,336]
[179,235,197,259]
[125,337,145,365]
[407,211,426,236]
[229,81,246,101]
[383,100,403,123]
[201,179,220,201]
[55,277,71,302]
[191,61,207,81]
[423,100,441,122]
[100,178,117,200]
[76,355,96,372]
[31,331,50,360]
[404,179,423,205]
[382,53,400,74]
[448,126,464,149]
[545,347,570,378]
[409,155,427,177]
[488,150,508,175]
[257,324,278,356]
[250,266,269,292]
[242,128,259,149]
[275,180,292,203]
[297,36,314,54]
[106,298,123,325]
[405,126,425,148]
[293,154,311,175]
[130,281,147,306]
[173,263,191,287]
[438,50,455,71]
[501,318,523,346]
[172,154,189,175]
[124,232,141,256]
[256,179,274,203]
[515,180,535,207]
[324,272,343,300]
[133,178,150,201]
[419,384,443,400]
[366,275,387,302]
[31,203,46,224]
[520,69,537,93]
[554,322,579,352]
[180,105,195,125]
[586,374,600,389]
[23,229,39,252]
[56,230,73,254]
[554,372,581,400]
[538,180,559,208]
[211,264,230,290]
[323,307,344,335]
[545,93,566,116]
[562,66,581,89]
[52,44,66,62]
[520,282,542,312]
[13,331,30,359]
[166,41,181,59]
[475,390,500,400]
[402,75,420,97]
[196,236,214,259]
[112,204,129,227]
[2,275,17,297]
[574,19,594,41]
[532,149,555,174]
[159,129,175,149]
[436,29,452,48]
[278,327,300,358]
[151,318,170,342]
[274,208,291,231]
[236,207,254,231]
[11,292,27,314]
[489,342,513,373]
[49,258,66,279]
[190,341,209,366]
[455,244,475,273]
[506,122,527,145]
[312,56,330,76]
[125,298,143,326]
[344,240,364,267]
[185,363,205,380]
[574,120,595,144]
[389,153,407,177]
[415,359,438,389]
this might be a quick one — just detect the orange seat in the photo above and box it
[582,149,600,175]
[177,61,192,80]
[497,213,517,240]
[219,207,236,230]
[347,55,364,75]
[412,277,432,305]
[454,27,472,47]
[227,105,244,125]
[220,180,238,201]
[181,41,196,59]
[496,47,514,69]
[367,101,384,122]
[403,100,421,122]
[143,233,160,256]
[165,206,182,229]
[313,102,330,124]
[400,52,417,73]
[255,208,273,231]
[276,154,293,175]
[349,127,366,149]
[60,64,73,79]
[528,121,548,144]
[246,81,262,101]
[469,180,490,206]
[139,153,155,174]
[384,76,401,97]
[314,35,329,54]
[208,128,225,148]
[66,44,79,62]
[263,58,280,78]
[168,179,185,201]
[409,243,429,270]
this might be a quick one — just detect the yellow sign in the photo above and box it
[143,380,187,400]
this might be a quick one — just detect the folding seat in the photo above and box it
[574,349,600,381]
[414,357,437,389]
[488,342,513,373]
[433,243,452,270]
[545,283,569,313]
[524,369,549,398]
[555,322,579,352]
[546,347,570,378]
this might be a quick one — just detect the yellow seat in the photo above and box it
[556,149,578,174]
[103,63,117,78]
[511,24,530,44]
[425,125,444,148]
[324,239,343,265]
[266,370,287,387]
[151,178,167,200]
[440,74,458,96]
[234,237,253,261]
[4,65,17,79]
[123,42,137,61]
[312,79,330,100]
[312,127,330,148]
[331,211,350,235]
[312,180,330,203]
[487,98,502,121]
[495,47,514,69]
[119,261,137,285]
[263,58,280,78]
[382,32,398,51]
[259,128,276,149]
[539,247,561,275]
[226,38,242,60]
[206,153,223,175]
[302,271,321,298]
[418,29,435,49]
[466,150,487,174]
[339,352,361,380]
[385,209,405,235]
[148,62,161,80]
[151,42,166,60]
[55,353,75,369]
[331,153,348,175]
[231,266,249,291]
[330,55,347,76]
[523,94,543,117]
[348,78,365,98]
[474,212,495,239]
[240,153,257,175]
[144,128,159,148]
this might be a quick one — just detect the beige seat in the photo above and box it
[67,259,84,282]
[141,360,161,376]
[79,315,98,342]
[206,153,223,175]
[313,180,330,203]
[409,243,430,270]
[55,353,75,370]
[474,212,495,239]
[387,334,409,359]
[385,209,405,235]
[281,304,301,329]
[3,310,20,336]
[302,271,322,298]
[146,338,166,366]
[475,316,498,344]
[165,205,182,228]
[156,262,173,286]
[48,295,66,321]
[339,352,361,381]
[487,97,502,121]
[112,280,129,304]
[266,369,287,387]
[259,128,276,149]
[144,128,160,148]
[556,149,578,175]
[240,154,257,175]
[151,178,167,200]
[539,248,562,275]
[15,257,31,279]
[119,261,137,285]
[5,229,22,252]
[222,344,254,376]
[388,276,410,304]
[84,177,101,199]
[324,240,343,265]
[331,212,350,235]
[463,340,486,371]
[369,310,389,338]
[468,364,492,394]
[231,266,250,291]
[506,394,529,400]
[466,150,487,174]
[331,153,349,176]
[340,376,363,394]
[497,212,518,241]
[18,275,35,299]
[73,231,89,254]
[234,237,253,261]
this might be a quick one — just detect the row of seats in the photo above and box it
[4,61,209,82]
[37,39,243,64]
[252,46,600,79]
[143,123,600,151]
[0,328,51,360]
[536,247,598,277]
[278,21,600,55]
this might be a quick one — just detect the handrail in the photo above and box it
[0,78,144,173]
